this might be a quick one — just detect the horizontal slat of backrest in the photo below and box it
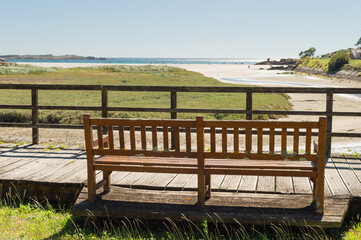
[204,120,319,129]
[90,118,197,127]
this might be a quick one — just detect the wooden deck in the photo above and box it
[0,143,360,227]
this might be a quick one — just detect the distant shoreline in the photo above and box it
[5,57,268,65]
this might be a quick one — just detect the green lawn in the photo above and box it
[0,65,292,123]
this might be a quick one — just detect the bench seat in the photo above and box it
[95,155,317,177]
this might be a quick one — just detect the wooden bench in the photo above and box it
[83,114,327,213]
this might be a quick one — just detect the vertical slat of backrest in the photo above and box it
[118,125,125,149]
[222,127,227,153]
[97,125,104,149]
[163,125,169,151]
[210,127,216,152]
[257,128,263,154]
[281,128,287,154]
[141,125,146,150]
[306,127,312,154]
[269,128,275,154]
[152,126,158,151]
[186,127,191,153]
[233,128,239,153]
[174,126,180,152]
[108,125,114,150]
[246,128,252,153]
[130,125,136,150]
[293,128,299,154]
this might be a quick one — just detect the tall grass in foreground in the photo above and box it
[0,192,358,239]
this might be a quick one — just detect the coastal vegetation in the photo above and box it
[0,194,360,239]
[0,54,106,60]
[298,55,361,73]
[0,65,292,123]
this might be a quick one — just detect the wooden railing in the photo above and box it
[0,84,361,153]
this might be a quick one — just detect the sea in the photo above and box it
[6,58,267,65]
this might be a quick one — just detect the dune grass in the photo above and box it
[0,194,359,240]
[0,65,292,123]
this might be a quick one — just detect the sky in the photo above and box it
[1,0,360,58]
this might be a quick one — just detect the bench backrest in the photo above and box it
[202,117,327,161]
[83,114,327,162]
[83,114,198,158]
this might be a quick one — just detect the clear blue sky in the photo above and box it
[1,0,360,58]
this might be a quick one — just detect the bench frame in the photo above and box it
[83,114,327,213]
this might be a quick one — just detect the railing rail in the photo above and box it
[1,84,361,153]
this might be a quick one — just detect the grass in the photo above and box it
[0,194,360,239]
[0,65,292,123]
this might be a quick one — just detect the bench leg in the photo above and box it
[311,177,317,201]
[87,167,96,203]
[205,174,211,199]
[316,176,324,213]
[198,174,205,209]
[103,171,111,192]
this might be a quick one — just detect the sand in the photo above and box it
[3,62,361,152]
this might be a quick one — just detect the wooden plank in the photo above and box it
[183,174,197,190]
[245,128,252,153]
[345,156,361,194]
[233,128,239,153]
[210,127,216,152]
[109,171,132,184]
[275,176,294,194]
[186,127,191,153]
[204,121,319,129]
[166,174,193,190]
[108,125,114,150]
[141,126,146,150]
[163,126,169,151]
[257,176,275,193]
[222,127,227,153]
[293,128,299,154]
[152,125,157,151]
[238,176,258,192]
[119,125,125,149]
[332,156,361,196]
[114,172,147,187]
[324,157,349,196]
[305,127,312,154]
[174,127,180,152]
[219,175,242,192]
[269,128,275,154]
[148,173,177,189]
[210,175,226,191]
[130,125,136,150]
[281,128,287,153]
[257,128,263,154]
[132,173,161,188]
[293,177,312,194]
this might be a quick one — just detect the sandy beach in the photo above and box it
[5,62,361,152]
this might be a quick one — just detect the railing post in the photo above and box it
[31,89,39,144]
[170,91,177,149]
[101,89,108,133]
[326,91,333,154]
[101,89,108,118]
[246,92,252,120]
